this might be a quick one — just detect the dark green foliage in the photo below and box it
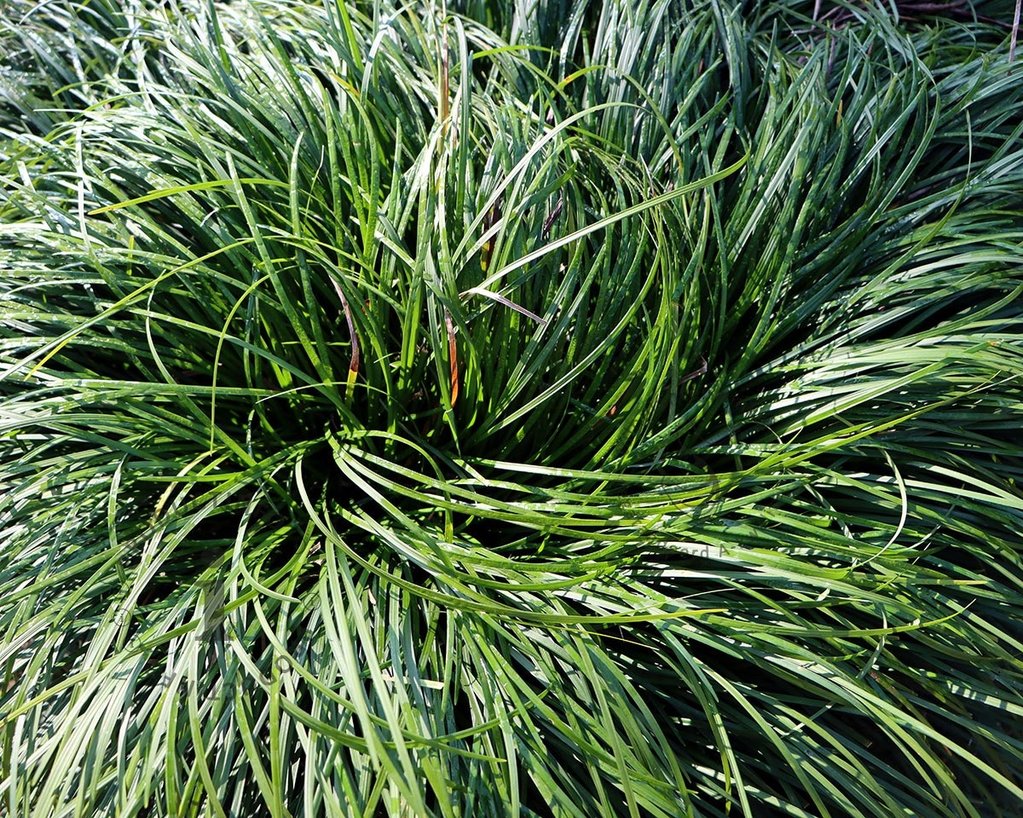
[1,1,1022,816]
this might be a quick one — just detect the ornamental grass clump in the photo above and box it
[2,1,1023,816]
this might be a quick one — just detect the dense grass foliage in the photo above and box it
[2,1,1022,816]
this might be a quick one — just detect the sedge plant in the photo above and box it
[1,0,1023,816]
